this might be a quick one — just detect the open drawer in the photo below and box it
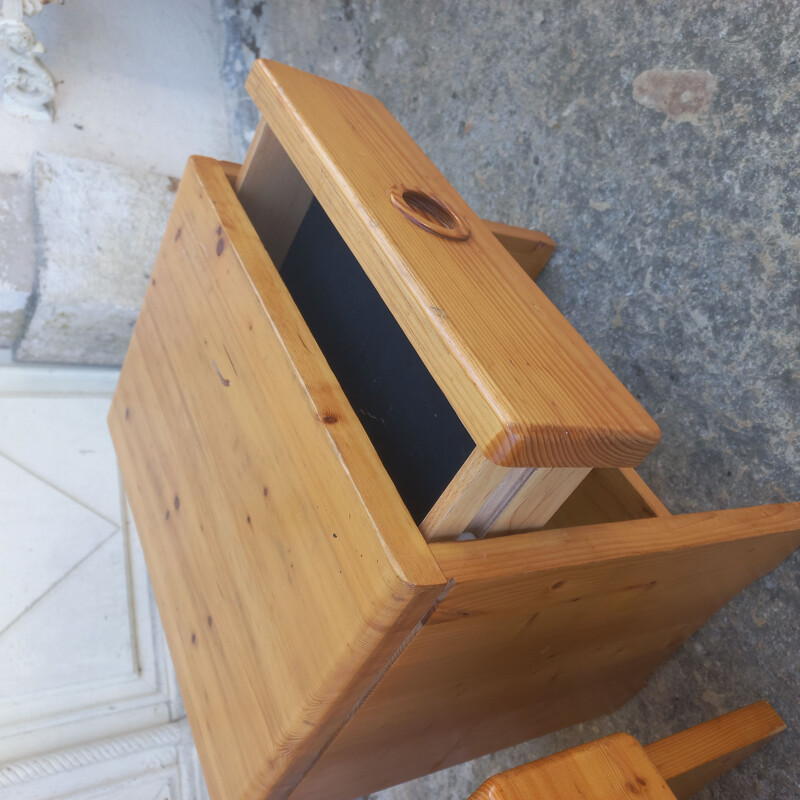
[109,62,800,800]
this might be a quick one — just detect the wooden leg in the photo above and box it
[483,220,556,280]
[468,733,674,800]
[234,118,313,269]
[644,701,786,799]
[465,703,785,800]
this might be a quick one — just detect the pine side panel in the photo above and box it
[109,157,447,800]
[290,505,800,800]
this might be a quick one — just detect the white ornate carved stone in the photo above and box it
[0,720,209,800]
[0,0,55,121]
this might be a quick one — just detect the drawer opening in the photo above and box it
[280,198,475,525]
[271,194,663,538]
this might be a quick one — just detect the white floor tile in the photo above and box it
[0,455,118,636]
[0,361,189,778]
[0,397,122,524]
[0,530,133,701]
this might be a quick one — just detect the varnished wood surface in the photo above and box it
[245,60,660,468]
[109,157,448,800]
[292,504,800,800]
[542,467,669,529]
[235,119,313,268]
[469,734,675,800]
[644,701,786,799]
[224,157,557,280]
[483,220,556,280]
[482,465,590,537]
[421,449,589,541]
[468,702,784,800]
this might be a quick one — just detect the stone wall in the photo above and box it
[0,0,234,362]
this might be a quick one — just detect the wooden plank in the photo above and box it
[483,220,556,281]
[235,118,313,268]
[543,467,670,530]
[109,156,447,800]
[644,701,786,799]
[419,449,507,539]
[468,702,785,800]
[224,157,557,280]
[245,60,660,468]
[483,465,591,537]
[291,504,800,800]
[421,448,589,541]
[469,734,674,800]
[230,162,555,281]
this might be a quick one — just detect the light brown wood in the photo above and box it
[245,59,660,468]
[224,157,557,279]
[469,734,675,800]
[292,504,800,800]
[110,65,799,800]
[543,467,670,530]
[420,449,502,540]
[484,465,591,537]
[109,156,448,800]
[421,448,589,541]
[483,219,556,280]
[235,117,313,268]
[644,701,786,799]
[467,702,785,800]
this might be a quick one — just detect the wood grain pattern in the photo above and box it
[292,504,800,800]
[245,60,660,468]
[421,448,589,541]
[235,118,313,268]
[469,734,674,800]
[483,220,556,280]
[543,467,670,530]
[108,156,448,800]
[223,158,557,279]
[483,465,591,537]
[644,701,786,799]
[467,702,783,800]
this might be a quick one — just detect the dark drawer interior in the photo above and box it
[281,199,474,523]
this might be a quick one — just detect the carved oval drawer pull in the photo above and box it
[389,186,471,241]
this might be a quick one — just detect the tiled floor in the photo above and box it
[0,353,207,799]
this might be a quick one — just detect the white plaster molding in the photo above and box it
[0,0,55,121]
[0,724,184,787]
[0,719,209,800]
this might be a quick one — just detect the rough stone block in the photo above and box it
[15,152,176,366]
[0,172,36,348]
